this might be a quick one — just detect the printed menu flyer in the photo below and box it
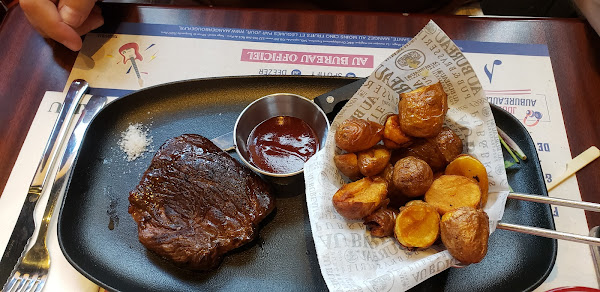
[0,19,595,291]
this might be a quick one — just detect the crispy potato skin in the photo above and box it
[380,163,394,184]
[396,127,463,172]
[383,138,401,149]
[392,156,434,197]
[378,164,411,208]
[335,118,384,153]
[358,146,392,177]
[440,207,489,264]
[383,115,412,148]
[424,175,482,215]
[394,200,440,248]
[433,127,463,164]
[334,153,363,180]
[332,177,388,220]
[399,82,448,138]
[398,139,447,171]
[364,207,397,237]
[445,154,489,208]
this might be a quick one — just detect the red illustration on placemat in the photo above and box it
[119,42,145,87]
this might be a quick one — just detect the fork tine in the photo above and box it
[16,280,29,292]
[12,273,29,292]
[3,272,19,292]
[16,275,34,292]
[6,272,25,292]
[32,275,47,292]
[20,273,38,292]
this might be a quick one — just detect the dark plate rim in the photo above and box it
[489,103,557,291]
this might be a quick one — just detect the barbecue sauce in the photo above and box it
[247,116,319,174]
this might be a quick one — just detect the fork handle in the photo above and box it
[30,96,108,249]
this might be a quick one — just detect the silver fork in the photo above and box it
[2,95,108,292]
[3,225,50,292]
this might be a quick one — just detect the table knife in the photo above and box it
[0,80,89,286]
[312,78,366,121]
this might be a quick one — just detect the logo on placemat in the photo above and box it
[523,109,543,127]
[395,50,426,70]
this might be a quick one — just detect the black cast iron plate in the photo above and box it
[57,76,556,292]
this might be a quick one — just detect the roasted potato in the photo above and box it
[383,138,402,149]
[396,138,447,171]
[335,118,384,153]
[394,200,440,248]
[379,163,394,184]
[383,114,412,148]
[332,177,388,220]
[334,153,362,180]
[432,127,463,164]
[358,146,391,177]
[395,127,463,171]
[440,207,489,264]
[378,164,411,208]
[399,82,448,138]
[392,156,434,197]
[364,207,397,237]
[424,175,481,215]
[445,155,489,208]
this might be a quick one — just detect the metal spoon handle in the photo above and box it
[508,192,600,212]
[211,131,235,152]
[500,192,600,246]
[497,222,600,246]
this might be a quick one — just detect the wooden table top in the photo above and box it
[1,3,599,226]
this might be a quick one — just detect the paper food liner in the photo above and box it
[304,20,509,292]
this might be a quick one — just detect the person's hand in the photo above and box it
[20,0,104,51]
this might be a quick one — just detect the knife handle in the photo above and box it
[29,80,89,197]
[32,95,108,251]
[313,78,366,123]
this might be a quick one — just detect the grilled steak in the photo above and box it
[128,134,275,271]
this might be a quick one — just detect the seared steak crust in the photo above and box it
[128,134,274,270]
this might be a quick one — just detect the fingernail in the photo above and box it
[59,5,84,27]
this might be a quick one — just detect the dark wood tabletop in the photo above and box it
[1,3,599,227]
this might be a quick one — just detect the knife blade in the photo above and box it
[0,80,89,286]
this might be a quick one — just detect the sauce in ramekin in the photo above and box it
[247,116,318,174]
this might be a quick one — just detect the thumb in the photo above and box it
[57,0,97,28]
